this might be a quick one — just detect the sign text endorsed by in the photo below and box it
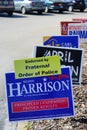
[14,56,61,79]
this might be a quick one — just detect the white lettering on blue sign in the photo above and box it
[8,80,70,97]
[69,30,87,39]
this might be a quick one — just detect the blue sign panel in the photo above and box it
[43,35,78,48]
[5,67,75,121]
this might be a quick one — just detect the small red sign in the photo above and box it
[72,18,87,23]
[60,21,81,35]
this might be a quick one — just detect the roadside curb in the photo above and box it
[17,122,28,130]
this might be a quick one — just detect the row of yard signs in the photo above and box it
[5,18,87,122]
[60,18,87,43]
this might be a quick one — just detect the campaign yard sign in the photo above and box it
[68,23,87,44]
[14,56,61,79]
[60,21,81,35]
[72,18,87,23]
[34,46,84,86]
[43,35,79,48]
[5,67,75,121]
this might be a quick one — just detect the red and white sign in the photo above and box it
[12,98,68,113]
[60,21,81,35]
[72,18,87,23]
[68,23,87,43]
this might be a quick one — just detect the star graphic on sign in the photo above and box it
[43,77,47,82]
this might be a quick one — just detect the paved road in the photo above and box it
[0,10,87,130]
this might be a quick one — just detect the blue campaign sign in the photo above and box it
[43,35,79,48]
[5,67,75,121]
